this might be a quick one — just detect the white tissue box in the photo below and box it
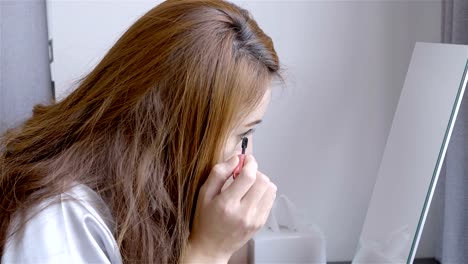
[248,227,326,264]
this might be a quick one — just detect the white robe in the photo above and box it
[2,184,122,264]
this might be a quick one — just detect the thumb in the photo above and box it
[203,155,239,201]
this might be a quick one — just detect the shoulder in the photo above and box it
[2,184,122,264]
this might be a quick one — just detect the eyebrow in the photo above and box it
[245,119,262,127]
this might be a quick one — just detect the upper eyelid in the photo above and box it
[239,128,256,139]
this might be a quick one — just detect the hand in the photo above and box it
[188,155,277,261]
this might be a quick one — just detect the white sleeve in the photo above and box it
[2,186,122,264]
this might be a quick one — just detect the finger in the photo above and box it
[256,183,278,226]
[241,171,270,208]
[221,174,234,192]
[202,155,239,201]
[221,154,258,201]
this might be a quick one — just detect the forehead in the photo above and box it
[242,89,271,124]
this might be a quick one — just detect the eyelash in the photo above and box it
[239,128,256,140]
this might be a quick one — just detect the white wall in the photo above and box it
[46,0,442,261]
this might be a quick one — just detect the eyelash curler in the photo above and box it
[232,137,248,179]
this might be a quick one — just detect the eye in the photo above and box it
[239,128,256,141]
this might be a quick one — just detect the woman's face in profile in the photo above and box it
[221,88,272,162]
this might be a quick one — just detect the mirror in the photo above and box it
[353,42,468,264]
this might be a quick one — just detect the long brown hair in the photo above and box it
[0,0,281,262]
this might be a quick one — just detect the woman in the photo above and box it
[0,0,281,263]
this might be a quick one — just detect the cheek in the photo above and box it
[220,135,255,162]
[220,137,239,162]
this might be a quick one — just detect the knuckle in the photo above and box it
[249,154,257,163]
[250,155,259,168]
[222,204,235,218]
[240,217,254,230]
[270,183,278,192]
[216,197,232,214]
[244,171,256,183]
[245,154,258,169]
[258,173,270,184]
[233,213,243,224]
